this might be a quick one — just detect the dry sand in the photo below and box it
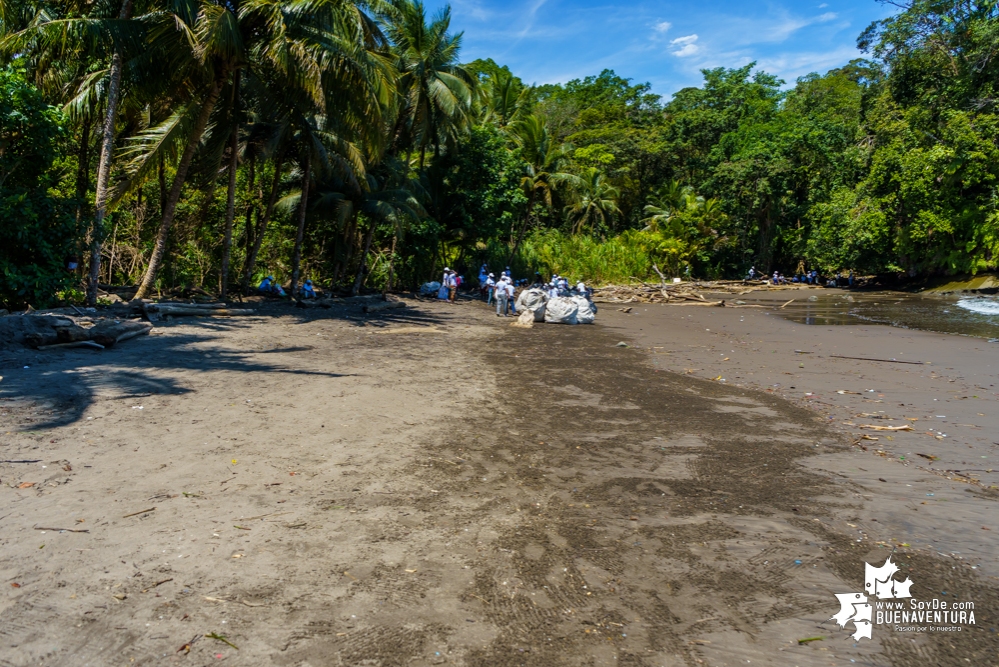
[1,293,996,666]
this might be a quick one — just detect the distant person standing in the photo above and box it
[446,270,458,302]
[748,266,755,280]
[848,270,855,287]
[495,276,510,316]
[485,273,496,305]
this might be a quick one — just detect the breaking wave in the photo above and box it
[957,296,999,316]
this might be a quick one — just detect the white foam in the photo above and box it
[956,297,999,316]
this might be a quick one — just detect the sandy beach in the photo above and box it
[1,293,997,666]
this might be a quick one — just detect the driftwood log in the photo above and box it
[363,301,405,314]
[88,320,153,347]
[144,304,254,318]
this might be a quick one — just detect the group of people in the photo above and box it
[436,268,464,302]
[258,275,316,298]
[747,266,855,287]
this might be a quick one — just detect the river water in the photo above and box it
[764,291,999,340]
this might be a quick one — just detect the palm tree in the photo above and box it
[477,67,530,127]
[564,167,620,235]
[122,0,392,299]
[384,0,475,167]
[506,114,577,260]
[641,180,694,232]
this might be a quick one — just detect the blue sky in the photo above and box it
[431,0,899,99]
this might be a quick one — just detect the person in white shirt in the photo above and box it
[495,277,510,316]
[575,280,587,297]
[485,273,496,305]
[547,282,559,300]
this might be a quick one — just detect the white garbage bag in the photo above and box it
[419,281,441,296]
[516,288,548,322]
[572,295,596,324]
[544,296,579,324]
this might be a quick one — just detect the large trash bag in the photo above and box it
[572,296,596,324]
[437,284,449,300]
[516,288,548,322]
[419,281,441,296]
[544,296,579,324]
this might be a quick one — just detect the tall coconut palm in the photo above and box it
[384,0,475,167]
[127,0,390,299]
[564,167,620,235]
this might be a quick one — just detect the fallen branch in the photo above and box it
[37,340,104,351]
[122,507,156,518]
[33,525,90,533]
[830,355,926,365]
[858,424,914,432]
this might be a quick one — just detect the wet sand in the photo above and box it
[0,294,997,666]
[602,293,999,576]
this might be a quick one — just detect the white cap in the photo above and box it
[444,267,449,271]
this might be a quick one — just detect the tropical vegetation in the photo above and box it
[1,0,998,307]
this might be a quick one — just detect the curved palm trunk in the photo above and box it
[87,0,133,306]
[289,154,311,298]
[351,222,375,296]
[220,90,239,299]
[241,158,282,292]
[134,77,226,300]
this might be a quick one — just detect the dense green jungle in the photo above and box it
[2,0,998,307]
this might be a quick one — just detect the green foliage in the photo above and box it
[0,67,79,308]
[5,0,999,305]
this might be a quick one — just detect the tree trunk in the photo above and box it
[241,157,281,292]
[242,155,256,267]
[134,75,226,300]
[75,118,92,225]
[87,0,133,306]
[383,231,398,295]
[290,153,311,298]
[351,222,375,296]
[506,191,535,266]
[220,74,240,299]
[158,152,167,218]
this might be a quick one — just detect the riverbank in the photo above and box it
[1,295,996,666]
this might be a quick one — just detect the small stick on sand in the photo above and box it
[122,507,156,518]
[830,355,926,365]
[780,299,795,309]
[33,526,90,533]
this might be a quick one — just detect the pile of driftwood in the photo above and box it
[14,316,153,351]
[592,267,812,307]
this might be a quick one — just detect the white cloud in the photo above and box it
[670,34,699,57]
[653,20,672,34]
[817,12,837,22]
[818,3,828,7]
